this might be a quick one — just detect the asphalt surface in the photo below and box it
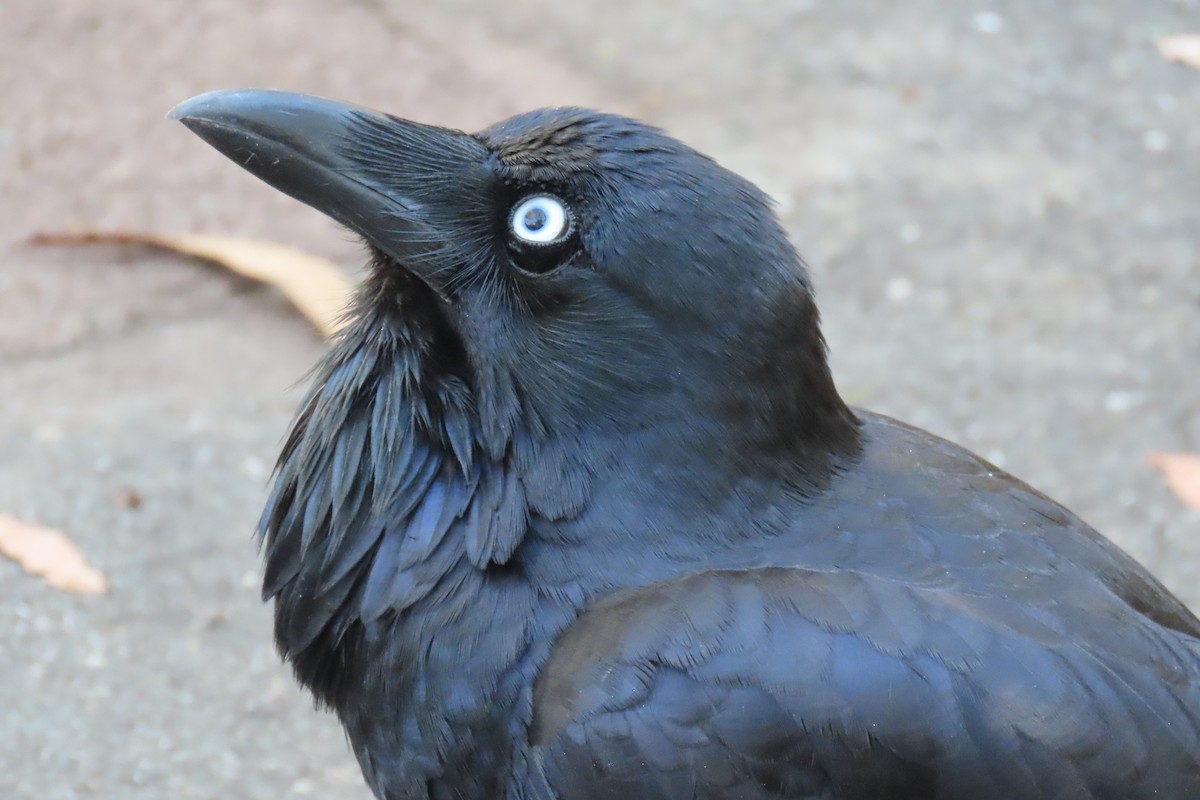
[2,2,1197,797]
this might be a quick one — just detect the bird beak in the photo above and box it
[169,89,490,291]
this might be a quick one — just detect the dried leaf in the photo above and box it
[1157,34,1200,70]
[1146,451,1200,511]
[0,514,108,594]
[30,231,354,336]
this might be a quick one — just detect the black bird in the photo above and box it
[171,89,1200,799]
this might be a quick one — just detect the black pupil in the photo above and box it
[523,206,549,232]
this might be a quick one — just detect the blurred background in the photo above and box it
[2,1,1198,797]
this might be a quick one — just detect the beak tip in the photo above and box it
[168,90,222,123]
[166,100,191,122]
[168,89,274,125]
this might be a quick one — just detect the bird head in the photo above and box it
[171,90,855,457]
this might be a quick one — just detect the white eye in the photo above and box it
[510,195,571,244]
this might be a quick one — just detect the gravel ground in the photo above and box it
[2,1,1197,797]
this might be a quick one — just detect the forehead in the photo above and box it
[476,108,676,183]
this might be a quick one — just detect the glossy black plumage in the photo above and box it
[172,90,1200,799]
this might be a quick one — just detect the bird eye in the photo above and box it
[510,195,571,245]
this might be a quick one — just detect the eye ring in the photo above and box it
[510,194,572,245]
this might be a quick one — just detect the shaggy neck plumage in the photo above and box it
[256,268,533,705]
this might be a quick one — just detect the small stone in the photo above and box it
[241,455,268,480]
[885,276,914,302]
[1104,391,1139,413]
[84,647,107,669]
[33,424,64,444]
[972,11,1004,34]
[1143,130,1169,152]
